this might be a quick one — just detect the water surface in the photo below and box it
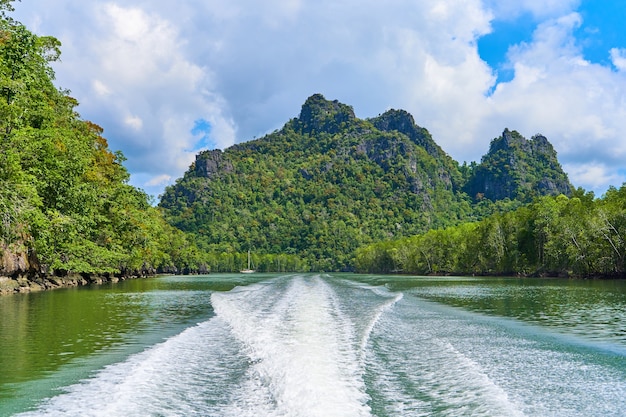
[1,274,625,416]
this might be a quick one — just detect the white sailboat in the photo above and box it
[240,249,255,273]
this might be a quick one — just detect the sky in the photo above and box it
[12,0,626,199]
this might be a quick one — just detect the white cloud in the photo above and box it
[481,12,626,193]
[17,1,237,196]
[124,115,143,131]
[145,174,172,187]
[92,80,111,96]
[610,48,626,71]
[12,0,626,198]
[564,163,626,195]
[483,0,579,20]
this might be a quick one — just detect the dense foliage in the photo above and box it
[355,187,626,278]
[0,4,203,277]
[160,94,572,271]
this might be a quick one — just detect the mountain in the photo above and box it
[159,94,573,270]
[465,128,573,202]
[160,94,470,269]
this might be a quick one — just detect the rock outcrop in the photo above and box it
[194,149,233,178]
[0,243,155,295]
[465,129,573,202]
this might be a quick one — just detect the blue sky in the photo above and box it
[12,0,626,199]
[479,1,626,81]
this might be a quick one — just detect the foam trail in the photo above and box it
[17,275,402,417]
[24,275,618,416]
[366,299,527,417]
[15,317,249,417]
[212,275,377,417]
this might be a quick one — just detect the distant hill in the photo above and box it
[464,128,572,202]
[159,94,573,270]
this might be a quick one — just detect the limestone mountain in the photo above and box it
[464,128,573,202]
[159,95,573,270]
[160,94,470,269]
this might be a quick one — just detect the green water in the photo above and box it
[2,274,626,416]
[358,275,626,345]
[0,274,272,415]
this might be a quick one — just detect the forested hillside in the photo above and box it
[0,2,203,291]
[355,187,626,278]
[0,0,584,280]
[465,128,572,202]
[160,94,573,271]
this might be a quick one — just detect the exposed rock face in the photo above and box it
[0,244,31,277]
[159,94,578,269]
[368,109,462,191]
[296,93,356,134]
[356,134,409,170]
[194,150,233,178]
[465,129,573,202]
[0,242,160,295]
[370,109,443,159]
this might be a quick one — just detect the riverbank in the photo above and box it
[0,272,155,295]
[0,241,209,295]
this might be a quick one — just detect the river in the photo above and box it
[1,274,626,416]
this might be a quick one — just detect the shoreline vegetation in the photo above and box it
[0,271,148,295]
[4,181,626,296]
[0,2,210,288]
[0,249,314,295]
[355,189,626,279]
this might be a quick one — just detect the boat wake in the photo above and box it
[17,275,402,417]
[210,274,402,416]
[17,274,626,416]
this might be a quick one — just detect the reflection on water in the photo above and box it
[0,274,271,412]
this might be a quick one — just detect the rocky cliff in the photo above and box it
[464,128,573,202]
[0,242,155,295]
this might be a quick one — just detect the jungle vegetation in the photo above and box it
[0,1,204,277]
[355,187,626,278]
[160,94,575,272]
[4,1,624,278]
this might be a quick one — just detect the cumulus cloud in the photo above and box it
[610,48,626,71]
[564,163,625,193]
[481,12,626,194]
[15,1,236,196]
[92,80,111,97]
[145,174,172,188]
[13,0,626,197]
[483,0,579,20]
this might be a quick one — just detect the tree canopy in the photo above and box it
[0,9,204,278]
[355,187,626,278]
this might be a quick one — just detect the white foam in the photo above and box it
[212,275,374,417]
[16,317,248,417]
[19,274,624,417]
[364,300,527,417]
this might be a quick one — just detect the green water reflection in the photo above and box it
[352,275,626,345]
[2,273,626,414]
[0,274,272,402]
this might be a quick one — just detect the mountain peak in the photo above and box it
[369,109,443,158]
[467,129,572,202]
[296,94,356,134]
